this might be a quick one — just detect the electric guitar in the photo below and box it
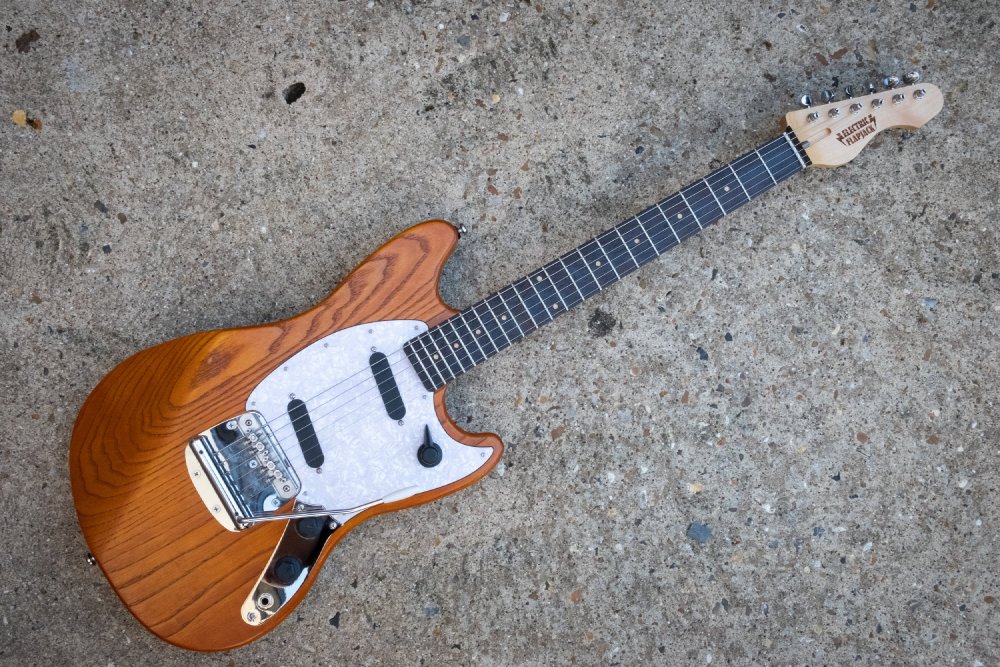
[70,74,943,650]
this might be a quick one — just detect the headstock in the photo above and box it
[786,71,943,168]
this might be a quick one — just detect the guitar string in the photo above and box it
[216,133,809,491]
[217,135,808,491]
[217,134,808,493]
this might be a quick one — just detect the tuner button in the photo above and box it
[866,82,877,95]
[821,89,835,103]
[883,75,901,89]
[914,88,927,99]
[799,94,813,108]
[850,103,863,114]
[844,85,855,98]
[828,107,841,118]
[902,70,921,85]
[807,111,820,122]
[892,93,905,105]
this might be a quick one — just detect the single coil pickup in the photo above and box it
[370,352,406,420]
[287,399,324,468]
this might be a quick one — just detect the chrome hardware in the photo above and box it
[86,552,96,566]
[892,93,905,105]
[799,94,813,108]
[456,223,468,236]
[844,85,855,98]
[238,486,420,526]
[872,98,884,108]
[828,107,841,118]
[850,103,863,114]
[914,88,927,99]
[903,70,921,85]
[866,82,877,95]
[821,89,835,103]
[883,75,900,89]
[807,111,819,122]
[186,411,302,531]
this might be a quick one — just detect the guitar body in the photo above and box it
[70,220,503,651]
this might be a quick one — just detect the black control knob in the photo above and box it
[295,516,325,540]
[417,425,442,468]
[272,555,303,586]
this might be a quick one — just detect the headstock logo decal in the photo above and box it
[836,114,877,146]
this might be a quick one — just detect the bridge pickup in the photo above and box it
[370,352,405,420]
[288,399,324,468]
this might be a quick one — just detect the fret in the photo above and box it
[485,293,519,344]
[405,132,806,388]
[549,258,585,306]
[564,247,602,296]
[754,147,777,185]
[466,304,500,356]
[729,163,751,201]
[515,276,552,326]
[581,239,618,287]
[702,177,725,215]
[678,189,702,230]
[499,284,535,334]
[618,216,658,266]
[734,150,772,199]
[539,266,570,313]
[682,179,724,227]
[415,334,450,386]
[450,315,486,366]
[428,327,465,375]
[656,201,682,247]
[706,165,749,214]
[404,340,439,391]
[598,228,638,278]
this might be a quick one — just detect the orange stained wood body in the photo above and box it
[69,220,504,650]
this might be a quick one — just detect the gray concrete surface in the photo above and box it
[2,1,998,665]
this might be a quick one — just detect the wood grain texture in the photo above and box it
[70,220,504,651]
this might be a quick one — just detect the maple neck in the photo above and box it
[404,130,809,391]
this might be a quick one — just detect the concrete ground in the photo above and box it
[2,1,998,665]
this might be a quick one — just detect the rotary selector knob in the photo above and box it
[417,425,443,468]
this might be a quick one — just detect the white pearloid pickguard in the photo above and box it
[246,320,492,513]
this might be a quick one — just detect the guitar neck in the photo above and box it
[404,130,809,391]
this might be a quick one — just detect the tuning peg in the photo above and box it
[866,82,877,95]
[883,75,901,89]
[821,89,836,103]
[902,70,921,85]
[844,85,855,98]
[799,94,813,108]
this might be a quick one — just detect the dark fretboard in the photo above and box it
[404,130,808,391]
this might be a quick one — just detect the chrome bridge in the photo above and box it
[185,411,301,531]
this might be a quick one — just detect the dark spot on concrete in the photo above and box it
[329,611,341,627]
[832,471,841,481]
[15,29,40,53]
[812,527,825,537]
[724,332,733,341]
[457,35,471,47]
[588,309,617,337]
[696,346,708,361]
[711,268,718,280]
[79,241,90,253]
[686,522,711,544]
[101,244,112,254]
[283,82,306,104]
[635,145,644,154]
[247,143,257,149]
[94,200,108,214]
[423,606,440,617]
[117,212,127,223]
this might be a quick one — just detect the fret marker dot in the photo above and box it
[452,342,460,349]
[677,213,683,219]
[475,329,482,335]
[595,260,602,267]
[634,238,640,244]
[432,354,440,360]
[723,185,730,192]
[536,275,543,282]
[501,315,508,321]
[552,303,559,309]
